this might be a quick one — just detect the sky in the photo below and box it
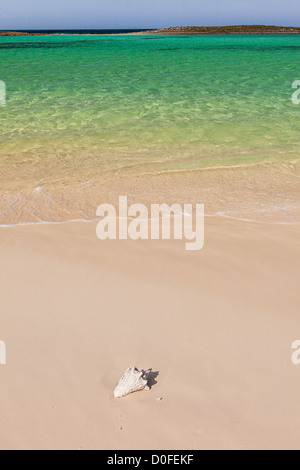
[0,0,300,30]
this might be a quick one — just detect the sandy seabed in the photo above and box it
[0,215,299,450]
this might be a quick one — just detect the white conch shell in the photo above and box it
[114,367,151,398]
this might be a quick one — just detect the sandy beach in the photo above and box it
[1,28,300,451]
[0,215,299,450]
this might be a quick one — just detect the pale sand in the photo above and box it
[0,217,299,450]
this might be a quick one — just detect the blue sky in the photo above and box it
[0,0,299,30]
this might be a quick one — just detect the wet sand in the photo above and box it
[1,160,300,225]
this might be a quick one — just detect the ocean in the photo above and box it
[0,33,299,224]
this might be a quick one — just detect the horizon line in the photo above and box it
[1,24,300,31]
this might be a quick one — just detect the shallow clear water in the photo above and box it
[0,34,300,223]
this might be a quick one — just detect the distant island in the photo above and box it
[0,31,42,36]
[127,25,300,35]
[1,26,300,36]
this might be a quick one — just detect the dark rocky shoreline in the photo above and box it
[126,25,300,35]
[0,31,42,36]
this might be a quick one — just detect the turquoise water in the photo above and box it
[0,34,300,222]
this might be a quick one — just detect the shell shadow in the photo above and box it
[147,370,159,389]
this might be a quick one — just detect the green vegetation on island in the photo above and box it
[136,25,300,35]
